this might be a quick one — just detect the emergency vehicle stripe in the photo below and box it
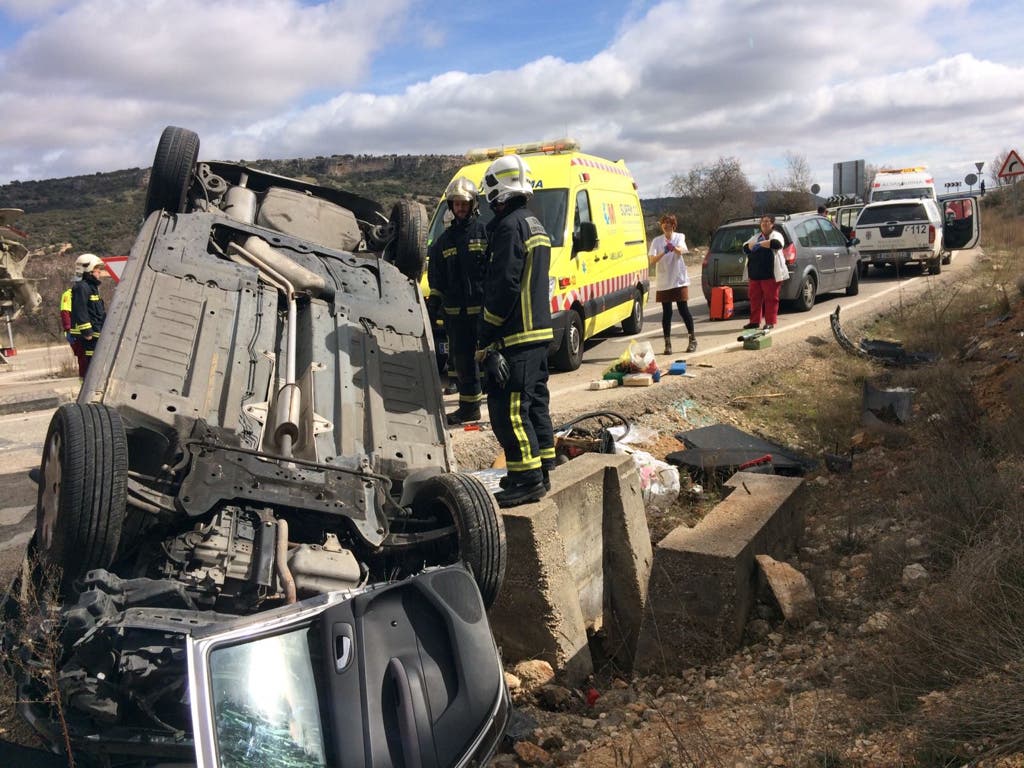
[548,268,650,313]
[569,158,633,178]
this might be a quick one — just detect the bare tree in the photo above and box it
[763,152,815,214]
[669,157,754,244]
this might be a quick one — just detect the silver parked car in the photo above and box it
[701,211,861,312]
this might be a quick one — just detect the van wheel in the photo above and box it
[553,309,584,371]
[409,473,507,608]
[384,200,428,282]
[36,404,128,594]
[621,290,644,335]
[845,266,860,296]
[144,126,200,216]
[793,275,817,312]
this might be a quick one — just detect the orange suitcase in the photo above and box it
[710,286,734,320]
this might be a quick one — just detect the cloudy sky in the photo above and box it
[1,0,1022,198]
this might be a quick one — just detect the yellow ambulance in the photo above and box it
[424,138,650,371]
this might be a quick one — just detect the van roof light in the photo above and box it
[465,137,580,162]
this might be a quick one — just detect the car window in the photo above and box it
[573,189,592,238]
[711,225,757,254]
[819,218,848,247]
[427,188,569,247]
[794,221,813,247]
[805,220,827,247]
[857,203,928,226]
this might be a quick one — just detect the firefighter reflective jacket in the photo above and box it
[480,198,553,350]
[427,214,488,316]
[60,287,74,334]
[70,273,105,338]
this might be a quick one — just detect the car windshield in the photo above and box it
[209,625,330,768]
[710,225,758,254]
[427,189,569,248]
[857,204,928,225]
[871,187,934,202]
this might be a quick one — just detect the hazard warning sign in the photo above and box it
[997,150,1024,179]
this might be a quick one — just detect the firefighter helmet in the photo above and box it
[74,253,98,275]
[445,176,479,214]
[482,154,533,206]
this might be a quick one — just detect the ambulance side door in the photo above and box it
[572,189,602,314]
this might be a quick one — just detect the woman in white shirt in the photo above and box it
[648,213,696,355]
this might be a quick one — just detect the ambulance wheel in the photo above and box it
[410,473,507,608]
[384,200,428,282]
[793,275,816,312]
[553,309,584,371]
[36,403,127,594]
[145,126,200,216]
[621,289,644,335]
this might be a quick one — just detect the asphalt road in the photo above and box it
[0,249,978,574]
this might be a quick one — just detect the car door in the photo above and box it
[803,218,836,289]
[820,217,855,289]
[937,193,981,251]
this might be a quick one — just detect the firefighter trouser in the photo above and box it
[80,334,99,376]
[446,313,483,406]
[487,343,556,481]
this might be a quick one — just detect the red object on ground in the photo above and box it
[585,688,600,707]
[709,286,734,320]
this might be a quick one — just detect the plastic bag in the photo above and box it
[612,339,658,374]
[627,449,681,510]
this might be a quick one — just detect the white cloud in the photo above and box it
[0,0,1021,197]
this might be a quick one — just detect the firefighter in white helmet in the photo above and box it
[69,254,107,377]
[60,254,97,377]
[477,154,555,507]
[427,177,489,425]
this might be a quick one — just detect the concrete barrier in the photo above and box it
[488,452,652,685]
[634,471,805,674]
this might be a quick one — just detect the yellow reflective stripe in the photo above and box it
[442,247,457,259]
[509,392,536,468]
[468,241,487,252]
[443,306,481,315]
[506,458,542,471]
[74,322,93,333]
[429,289,444,300]
[483,309,504,326]
[459,393,484,404]
[503,328,553,346]
[540,447,556,460]
[89,295,100,301]
[524,234,549,250]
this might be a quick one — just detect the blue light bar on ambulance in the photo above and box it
[465,137,580,162]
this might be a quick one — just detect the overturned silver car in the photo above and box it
[5,126,508,765]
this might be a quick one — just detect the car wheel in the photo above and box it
[621,289,644,335]
[928,257,942,275]
[144,126,200,216]
[384,200,428,282]
[793,274,817,312]
[411,473,507,608]
[553,309,584,371]
[36,403,128,593]
[845,265,860,296]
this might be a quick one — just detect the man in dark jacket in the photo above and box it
[478,154,556,507]
[427,177,489,425]
[70,254,107,377]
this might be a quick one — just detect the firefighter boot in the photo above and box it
[446,404,481,426]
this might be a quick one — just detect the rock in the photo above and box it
[857,611,892,635]
[540,732,565,751]
[513,659,555,691]
[536,684,575,711]
[902,563,929,587]
[756,554,819,626]
[513,740,551,766]
[504,671,522,691]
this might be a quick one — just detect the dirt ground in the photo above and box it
[459,298,1024,768]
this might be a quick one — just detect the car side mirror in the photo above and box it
[846,237,860,247]
[573,221,598,252]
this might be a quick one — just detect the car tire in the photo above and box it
[793,274,817,312]
[36,403,128,593]
[411,473,507,608]
[553,308,584,371]
[384,200,429,282]
[845,265,860,296]
[621,289,644,335]
[144,126,200,216]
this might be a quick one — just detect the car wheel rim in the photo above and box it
[570,322,581,356]
[803,281,814,304]
[39,432,61,551]
[632,298,641,326]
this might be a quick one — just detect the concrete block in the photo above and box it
[634,471,804,674]
[489,452,652,685]
[588,379,619,390]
